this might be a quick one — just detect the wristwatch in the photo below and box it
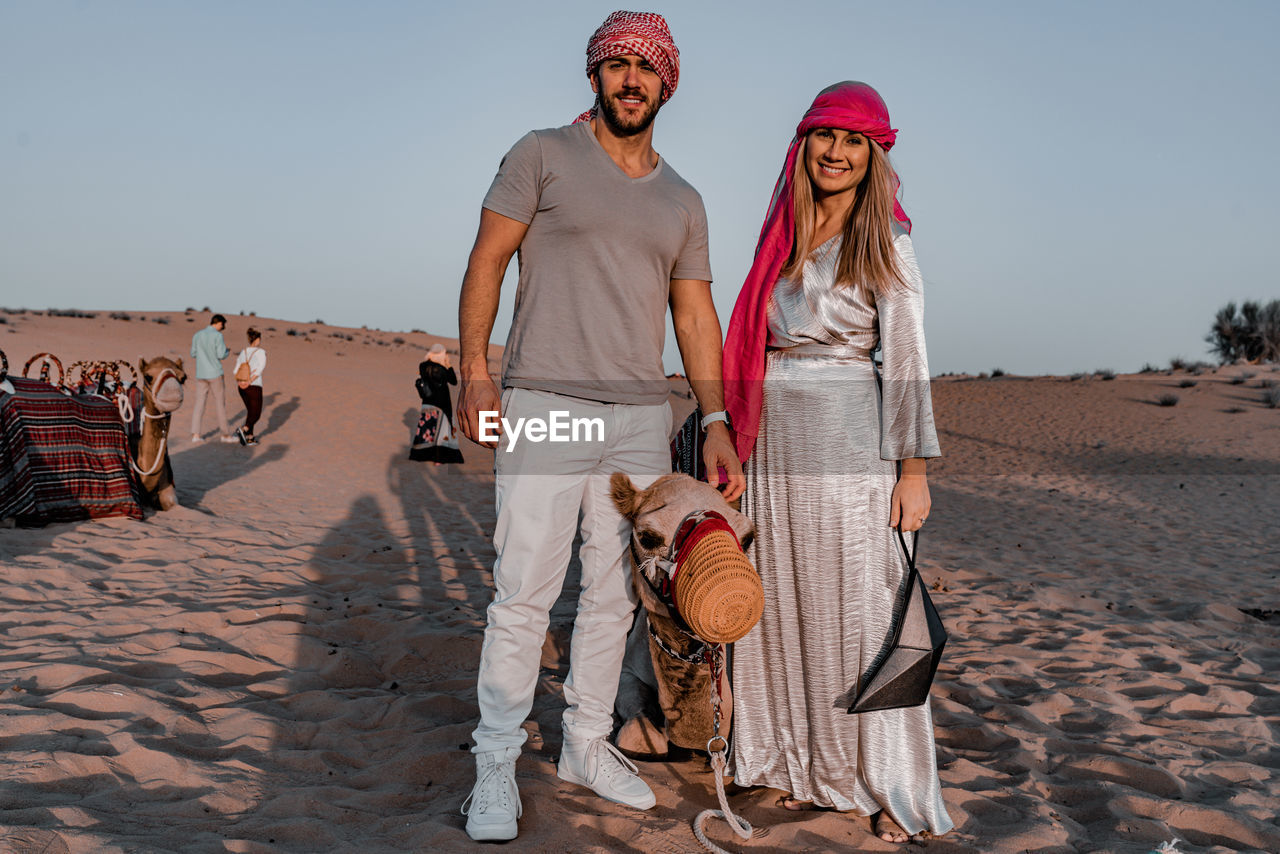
[699,410,731,432]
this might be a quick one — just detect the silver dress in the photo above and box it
[731,230,953,835]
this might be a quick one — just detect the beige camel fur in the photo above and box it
[609,472,755,759]
[133,356,185,510]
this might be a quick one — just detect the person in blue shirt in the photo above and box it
[189,313,236,443]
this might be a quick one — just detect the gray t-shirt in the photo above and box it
[483,122,713,405]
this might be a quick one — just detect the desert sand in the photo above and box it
[1,309,1277,854]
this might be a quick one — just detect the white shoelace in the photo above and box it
[588,739,641,785]
[462,758,521,817]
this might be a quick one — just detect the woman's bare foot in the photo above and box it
[777,795,814,811]
[874,811,908,844]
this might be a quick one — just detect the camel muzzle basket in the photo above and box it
[671,521,763,645]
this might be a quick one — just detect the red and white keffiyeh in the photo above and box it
[574,10,680,124]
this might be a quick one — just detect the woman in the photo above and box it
[233,328,266,446]
[723,82,952,843]
[409,344,463,464]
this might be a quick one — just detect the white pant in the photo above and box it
[190,376,228,437]
[472,388,671,754]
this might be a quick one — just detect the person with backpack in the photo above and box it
[233,328,267,446]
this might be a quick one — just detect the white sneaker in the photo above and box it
[557,737,656,810]
[218,434,239,444]
[462,748,521,841]
[190,434,203,443]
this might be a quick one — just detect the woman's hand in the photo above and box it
[889,459,930,532]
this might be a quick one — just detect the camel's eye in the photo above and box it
[637,529,665,550]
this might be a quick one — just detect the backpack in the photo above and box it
[235,350,254,384]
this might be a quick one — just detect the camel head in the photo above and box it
[138,356,185,414]
[610,472,755,569]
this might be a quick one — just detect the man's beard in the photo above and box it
[598,89,661,137]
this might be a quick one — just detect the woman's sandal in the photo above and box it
[873,811,909,844]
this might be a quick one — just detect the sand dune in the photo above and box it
[1,310,1277,853]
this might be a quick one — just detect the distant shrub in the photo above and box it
[313,319,325,325]
[393,337,406,345]
[1095,369,1116,381]
[186,317,195,323]
[410,328,425,334]
[1206,299,1280,364]
[990,367,1004,377]
[153,317,170,325]
[266,326,276,331]
[1190,361,1211,375]
[1069,372,1085,381]
[286,329,299,337]
[185,307,194,313]
[109,311,131,321]
[249,310,256,316]
[0,317,7,324]
[977,372,989,379]
[47,308,97,318]
[1169,357,1188,371]
[1260,378,1276,389]
[1179,379,1197,388]
[1264,388,1280,408]
[1157,394,1179,407]
[309,328,318,334]
[202,306,210,312]
[1229,375,1246,385]
[1139,363,1159,373]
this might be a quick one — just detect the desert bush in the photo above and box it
[393,337,406,345]
[1169,357,1188,371]
[153,317,170,325]
[977,372,989,379]
[1157,394,1179,407]
[1139,363,1158,373]
[1069,372,1085,381]
[411,328,425,334]
[1206,300,1280,363]
[286,329,298,337]
[202,306,210,312]
[1264,388,1280,408]
[47,308,97,318]
[313,319,325,325]
[1179,379,1197,388]
[1229,375,1246,385]
[109,311,131,321]
[1259,378,1276,389]
[1095,369,1116,380]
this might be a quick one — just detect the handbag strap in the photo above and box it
[895,525,918,572]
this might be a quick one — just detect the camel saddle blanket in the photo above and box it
[0,377,143,524]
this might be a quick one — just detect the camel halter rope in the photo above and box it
[131,368,180,478]
[635,511,759,852]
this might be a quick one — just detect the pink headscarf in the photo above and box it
[722,81,911,462]
[574,10,680,124]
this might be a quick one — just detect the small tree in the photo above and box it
[1206,299,1280,363]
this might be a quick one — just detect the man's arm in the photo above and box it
[669,278,745,501]
[456,208,528,448]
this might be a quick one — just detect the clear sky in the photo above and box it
[3,0,1277,375]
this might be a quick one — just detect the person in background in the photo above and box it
[409,343,463,464]
[233,327,267,446]
[189,313,236,443]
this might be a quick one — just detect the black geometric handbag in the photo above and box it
[847,528,947,714]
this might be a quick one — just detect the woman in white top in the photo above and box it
[233,328,267,445]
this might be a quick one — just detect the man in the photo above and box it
[455,10,744,843]
[189,313,236,443]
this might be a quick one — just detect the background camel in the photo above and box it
[132,356,185,510]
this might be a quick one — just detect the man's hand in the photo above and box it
[457,369,502,449]
[701,423,745,502]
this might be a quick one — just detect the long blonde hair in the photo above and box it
[781,133,907,295]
